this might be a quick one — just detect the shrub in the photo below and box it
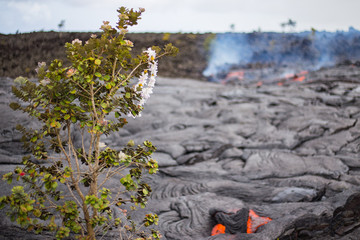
[0,7,178,240]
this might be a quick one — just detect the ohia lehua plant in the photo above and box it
[0,7,178,240]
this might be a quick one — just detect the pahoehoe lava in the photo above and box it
[1,32,360,239]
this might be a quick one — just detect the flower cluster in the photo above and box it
[118,151,127,161]
[100,21,112,31]
[72,39,82,45]
[40,78,50,86]
[134,48,158,107]
[124,40,134,47]
[66,68,76,78]
[35,62,46,74]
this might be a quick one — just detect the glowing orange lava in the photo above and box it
[246,209,272,234]
[293,75,306,82]
[211,209,272,236]
[223,71,245,83]
[211,223,226,236]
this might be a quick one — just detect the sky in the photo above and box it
[1,0,360,34]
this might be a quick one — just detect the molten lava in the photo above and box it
[211,223,226,236]
[278,70,308,85]
[211,209,272,236]
[246,209,272,234]
[293,75,306,82]
[223,71,244,83]
[287,71,308,82]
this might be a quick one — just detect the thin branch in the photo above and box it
[98,165,129,188]
[89,84,99,123]
[111,60,144,96]
[69,78,91,96]
[112,58,118,79]
[24,180,57,208]
[80,127,88,163]
[64,180,82,207]
[67,122,81,183]
[55,128,85,202]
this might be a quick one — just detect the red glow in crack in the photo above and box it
[211,209,272,236]
[247,209,272,234]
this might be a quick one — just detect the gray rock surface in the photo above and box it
[1,72,360,239]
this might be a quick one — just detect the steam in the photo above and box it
[203,27,360,78]
[203,34,252,77]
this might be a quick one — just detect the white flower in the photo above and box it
[38,62,46,68]
[135,72,148,89]
[99,142,106,148]
[141,86,153,100]
[144,47,156,61]
[91,34,97,38]
[147,75,156,88]
[35,62,46,74]
[119,14,129,20]
[139,98,146,106]
[118,151,127,161]
[40,78,50,86]
[129,48,159,118]
[119,28,128,35]
[124,40,133,47]
[72,39,82,45]
[100,21,112,31]
[149,61,158,76]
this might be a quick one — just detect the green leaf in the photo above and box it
[71,116,76,123]
[125,92,131,98]
[127,140,134,147]
[33,209,41,217]
[64,114,70,120]
[105,83,112,89]
[51,182,58,189]
[9,102,21,110]
[95,59,101,65]
[95,72,102,78]
[103,75,110,81]
[20,205,27,212]
[101,102,107,108]
[115,112,120,118]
